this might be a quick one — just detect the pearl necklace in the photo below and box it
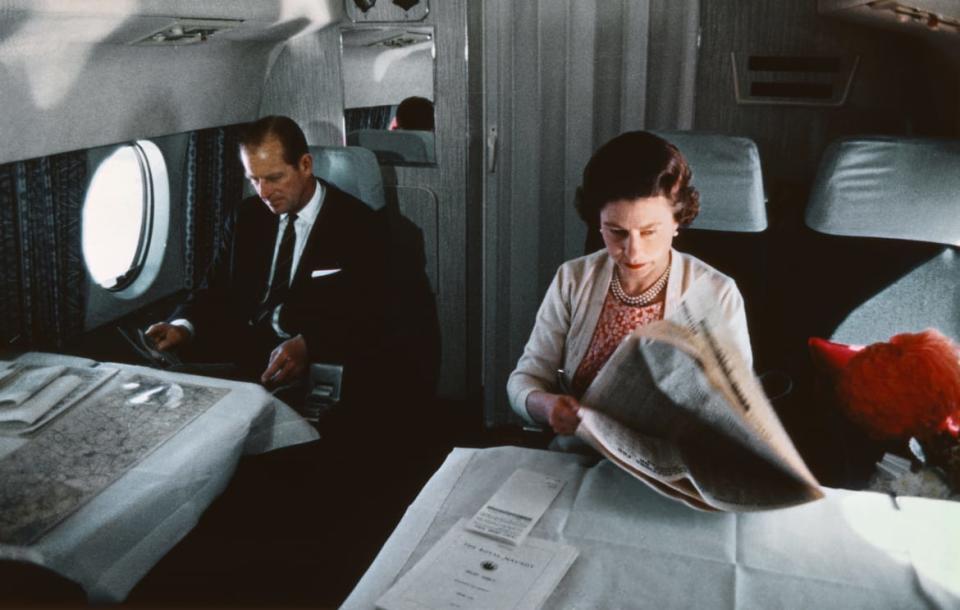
[611,265,670,307]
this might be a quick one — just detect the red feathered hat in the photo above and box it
[823,330,960,440]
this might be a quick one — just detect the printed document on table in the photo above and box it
[376,518,578,610]
[465,468,565,545]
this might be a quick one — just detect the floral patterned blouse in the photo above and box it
[571,287,664,397]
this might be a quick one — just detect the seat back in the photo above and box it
[282,146,388,417]
[312,145,440,407]
[790,136,960,485]
[310,145,386,210]
[804,136,960,345]
[655,131,766,233]
[651,131,768,368]
[240,145,387,211]
[346,129,435,164]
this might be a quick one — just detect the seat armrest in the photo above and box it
[303,362,344,424]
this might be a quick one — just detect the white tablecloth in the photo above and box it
[344,446,960,610]
[0,354,319,603]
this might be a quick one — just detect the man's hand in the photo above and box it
[261,334,308,385]
[144,323,189,351]
[526,391,582,435]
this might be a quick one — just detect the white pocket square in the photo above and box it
[311,268,342,278]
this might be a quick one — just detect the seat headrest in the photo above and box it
[346,129,435,164]
[654,131,767,232]
[806,136,960,246]
[309,145,386,210]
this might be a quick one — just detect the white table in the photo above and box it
[0,353,319,603]
[344,446,960,610]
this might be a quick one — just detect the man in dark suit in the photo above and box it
[146,115,388,394]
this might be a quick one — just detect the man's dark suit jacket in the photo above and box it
[173,179,389,385]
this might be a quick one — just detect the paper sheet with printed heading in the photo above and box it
[576,280,823,511]
[377,469,575,610]
[465,468,564,546]
[376,516,577,610]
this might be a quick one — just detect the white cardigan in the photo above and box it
[507,249,753,425]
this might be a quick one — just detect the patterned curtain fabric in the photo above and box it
[0,166,20,346]
[183,126,244,289]
[345,105,395,133]
[0,151,86,349]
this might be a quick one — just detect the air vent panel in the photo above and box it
[132,18,243,46]
[731,52,860,107]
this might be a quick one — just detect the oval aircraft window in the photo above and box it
[82,141,166,291]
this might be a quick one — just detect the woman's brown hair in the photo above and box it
[575,131,700,229]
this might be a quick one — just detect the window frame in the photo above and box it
[82,140,167,294]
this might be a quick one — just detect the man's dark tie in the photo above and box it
[257,213,297,324]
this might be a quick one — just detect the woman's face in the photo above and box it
[600,196,679,288]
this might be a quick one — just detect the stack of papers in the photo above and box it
[376,519,578,610]
[376,469,578,610]
[0,365,68,408]
[0,364,117,435]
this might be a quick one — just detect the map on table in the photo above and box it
[0,371,230,545]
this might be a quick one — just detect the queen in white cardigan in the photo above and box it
[507,131,753,434]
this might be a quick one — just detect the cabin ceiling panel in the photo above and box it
[0,0,344,162]
[0,41,275,164]
[0,1,344,45]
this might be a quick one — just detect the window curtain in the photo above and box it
[183,126,245,290]
[0,151,86,349]
[345,105,395,133]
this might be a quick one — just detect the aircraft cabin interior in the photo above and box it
[1,0,959,608]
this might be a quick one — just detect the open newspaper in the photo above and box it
[575,281,823,511]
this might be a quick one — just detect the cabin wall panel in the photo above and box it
[694,0,958,190]
[563,4,598,262]
[536,0,570,289]
[691,0,960,402]
[506,1,542,368]
[393,186,439,293]
[391,0,469,398]
[262,1,471,398]
[466,0,484,399]
[645,0,699,130]
[482,0,699,426]
[83,134,190,331]
[619,1,650,133]
[260,27,346,147]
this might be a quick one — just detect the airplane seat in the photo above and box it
[308,146,440,438]
[789,136,960,486]
[346,128,435,164]
[651,132,770,372]
[310,145,386,210]
[282,145,385,423]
